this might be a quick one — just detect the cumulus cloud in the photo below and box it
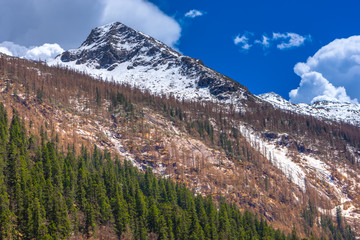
[0,0,181,50]
[234,34,252,50]
[289,36,360,104]
[0,41,64,61]
[0,41,28,57]
[273,32,308,50]
[101,0,181,47]
[0,0,103,50]
[24,43,64,60]
[0,47,13,56]
[185,10,204,18]
[289,72,354,104]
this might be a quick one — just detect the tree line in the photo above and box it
[0,55,357,239]
[0,104,300,239]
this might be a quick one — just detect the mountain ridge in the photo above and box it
[37,21,360,236]
[51,22,252,104]
[258,92,360,127]
[51,22,360,128]
[2,49,360,237]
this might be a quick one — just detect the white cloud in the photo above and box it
[185,10,204,18]
[0,0,103,50]
[0,0,181,50]
[255,35,270,48]
[235,32,308,53]
[289,71,354,104]
[0,41,28,57]
[290,36,360,104]
[0,41,64,61]
[273,32,308,50]
[24,43,64,60]
[234,34,252,50]
[234,35,247,45]
[101,0,181,47]
[0,47,13,56]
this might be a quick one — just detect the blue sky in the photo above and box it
[154,0,360,101]
[0,0,360,103]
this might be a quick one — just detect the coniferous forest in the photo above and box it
[0,103,297,240]
[0,56,357,239]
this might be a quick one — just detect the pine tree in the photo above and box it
[0,103,8,162]
[218,204,231,240]
[336,206,343,232]
[0,105,11,239]
[158,215,169,240]
[84,201,96,237]
[112,184,129,236]
[76,157,88,210]
[30,197,49,239]
[0,174,12,239]
[147,197,159,233]
[188,199,205,240]
[195,195,208,231]
[205,196,218,240]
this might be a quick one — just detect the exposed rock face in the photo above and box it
[55,22,250,102]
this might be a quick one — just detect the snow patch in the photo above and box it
[258,92,360,126]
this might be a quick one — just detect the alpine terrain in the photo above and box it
[258,92,360,127]
[50,22,251,104]
[0,21,359,239]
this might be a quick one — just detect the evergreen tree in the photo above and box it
[0,174,12,239]
[218,204,232,240]
[188,199,205,240]
[112,184,129,236]
[147,197,159,233]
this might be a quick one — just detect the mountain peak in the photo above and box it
[81,22,128,47]
[258,92,360,126]
[53,22,251,102]
[258,92,289,105]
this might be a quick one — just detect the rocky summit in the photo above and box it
[53,22,251,103]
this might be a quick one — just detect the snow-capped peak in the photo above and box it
[50,22,251,103]
[258,92,290,105]
[258,92,360,127]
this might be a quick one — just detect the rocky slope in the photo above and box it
[51,22,251,104]
[51,22,360,129]
[2,52,360,237]
[45,21,360,236]
[258,92,360,127]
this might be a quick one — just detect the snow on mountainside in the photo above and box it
[258,92,360,127]
[45,21,360,233]
[50,22,251,103]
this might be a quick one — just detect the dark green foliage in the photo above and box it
[302,199,317,227]
[1,48,359,239]
[109,91,135,116]
[36,87,44,103]
[0,107,354,240]
[0,174,12,239]
[320,213,355,240]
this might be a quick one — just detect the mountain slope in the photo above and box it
[258,92,360,127]
[51,21,360,128]
[1,53,359,238]
[45,21,360,237]
[51,22,251,103]
[0,102,292,240]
